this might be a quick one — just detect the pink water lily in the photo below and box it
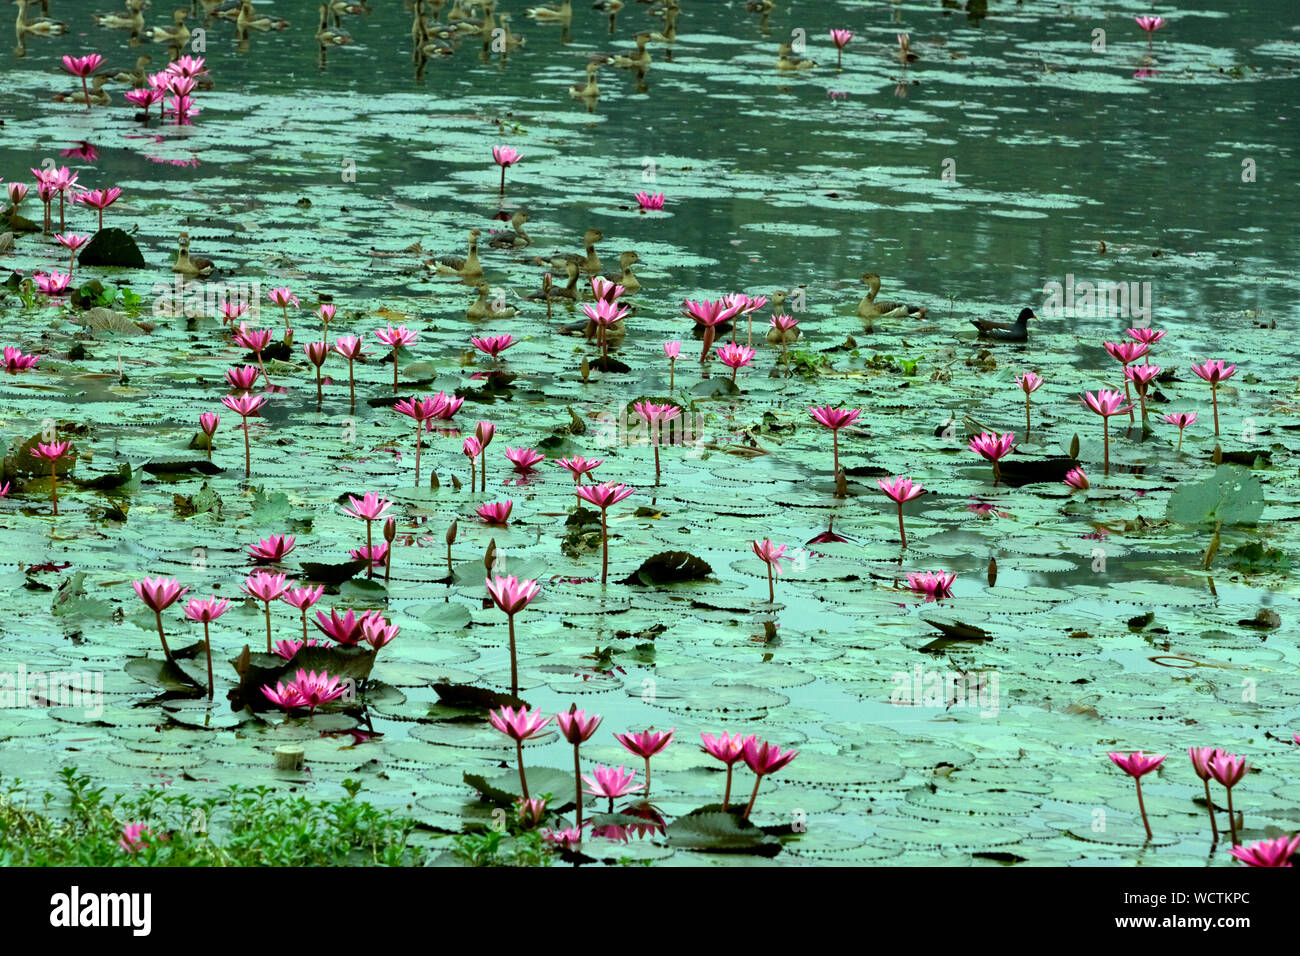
[221,392,267,479]
[878,476,924,547]
[334,335,370,413]
[282,584,325,643]
[32,440,73,514]
[343,492,392,579]
[375,324,418,391]
[1082,390,1132,476]
[1135,15,1166,44]
[614,728,675,800]
[232,324,274,385]
[1230,834,1300,868]
[635,191,664,212]
[225,365,260,391]
[751,539,787,603]
[267,287,299,331]
[1127,327,1165,352]
[1064,467,1090,491]
[303,340,330,408]
[463,436,482,491]
[1209,753,1249,846]
[1191,360,1237,437]
[702,731,753,810]
[1016,372,1043,435]
[810,405,862,481]
[968,431,1016,484]
[742,738,798,820]
[490,705,550,801]
[471,334,517,360]
[829,28,853,68]
[61,54,105,108]
[283,669,347,713]
[3,347,39,373]
[54,233,89,274]
[907,570,955,602]
[505,446,545,474]
[663,340,681,388]
[576,482,635,585]
[715,341,755,384]
[183,596,229,698]
[583,298,629,364]
[1189,746,1227,841]
[394,395,446,486]
[315,303,336,342]
[33,271,72,296]
[313,607,377,647]
[559,706,603,830]
[248,534,295,563]
[241,571,291,653]
[632,401,682,485]
[73,186,122,231]
[132,576,189,664]
[197,413,219,460]
[1162,410,1197,451]
[583,765,644,808]
[682,298,743,362]
[492,145,521,195]
[1108,751,1165,841]
[486,575,540,697]
[477,499,513,525]
[220,300,249,326]
[1126,363,1161,425]
[556,455,603,484]
[362,613,399,652]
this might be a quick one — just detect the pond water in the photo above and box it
[1,0,1298,865]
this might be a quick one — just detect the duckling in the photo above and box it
[14,0,67,36]
[445,0,478,23]
[775,42,816,70]
[316,2,352,43]
[466,282,520,320]
[593,0,621,34]
[487,210,531,249]
[599,251,640,293]
[526,261,580,302]
[611,32,651,72]
[746,0,773,32]
[209,0,243,20]
[144,7,190,47]
[548,228,602,275]
[494,12,524,51]
[858,273,926,321]
[93,0,147,35]
[236,0,288,31]
[526,0,571,25]
[569,57,605,103]
[420,35,456,56]
[647,0,677,46]
[110,53,152,86]
[54,75,112,105]
[432,229,483,280]
[895,32,919,67]
[172,231,214,278]
[328,0,364,27]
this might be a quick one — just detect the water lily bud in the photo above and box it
[384,517,396,543]
[446,520,457,546]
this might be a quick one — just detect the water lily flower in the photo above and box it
[486,575,540,697]
[809,405,862,481]
[768,314,799,360]
[288,669,348,713]
[315,302,336,342]
[7,182,29,211]
[375,324,418,391]
[477,499,513,526]
[492,144,521,196]
[32,440,73,515]
[267,287,298,334]
[683,298,744,363]
[583,298,629,364]
[262,680,305,710]
[463,436,482,491]
[1208,753,1249,846]
[504,446,544,474]
[431,391,464,421]
[715,342,755,384]
[635,191,665,212]
[54,233,89,274]
[132,576,189,664]
[663,340,681,388]
[830,28,853,68]
[1108,751,1165,841]
[183,596,229,699]
[1162,410,1197,452]
[471,334,517,360]
[4,346,39,373]
[32,271,72,296]
[232,324,274,385]
[968,430,1016,484]
[1016,372,1043,435]
[614,728,675,800]
[742,738,798,820]
[394,395,446,486]
[1081,390,1132,476]
[878,476,924,548]
[591,275,625,303]
[362,613,399,653]
[490,705,551,801]
[225,365,260,391]
[555,706,603,829]
[556,455,603,484]
[303,340,330,408]
[61,53,105,108]
[702,731,753,810]
[221,392,267,479]
[125,87,165,120]
[907,570,955,602]
[219,300,249,327]
[241,571,292,653]
[73,186,122,231]
[1190,360,1237,437]
[342,492,392,579]
[313,607,376,646]
[248,534,295,563]
[751,539,787,603]
[632,401,682,485]
[1135,15,1166,43]
[1126,363,1161,425]
[1230,834,1300,868]
[1064,467,1090,491]
[475,420,497,489]
[1127,327,1165,352]
[333,335,370,414]
[1189,746,1227,842]
[575,482,635,584]
[281,584,325,643]
[582,765,645,809]
[1104,341,1148,422]
[541,826,582,850]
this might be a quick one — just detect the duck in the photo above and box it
[432,229,483,280]
[494,12,524,51]
[548,228,602,275]
[612,32,651,72]
[445,0,476,23]
[207,0,243,20]
[466,282,520,320]
[93,0,147,34]
[236,0,288,31]
[858,273,926,321]
[525,261,579,302]
[647,0,677,46]
[172,231,214,278]
[971,307,1036,342]
[569,57,605,103]
[143,7,190,47]
[14,0,67,35]
[327,0,365,27]
[109,53,152,86]
[600,251,640,293]
[525,0,571,25]
[895,32,919,67]
[775,42,816,70]
[487,210,531,249]
[316,3,352,43]
[54,75,112,105]
[745,0,774,32]
[593,0,621,34]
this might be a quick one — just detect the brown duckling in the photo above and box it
[612,31,651,72]
[495,12,524,51]
[143,7,190,47]
[488,210,531,249]
[93,0,147,35]
[316,2,352,44]
[548,228,602,275]
[593,0,621,34]
[569,57,605,102]
[858,273,926,321]
[647,0,676,45]
[54,75,111,105]
[209,0,244,21]
[526,261,579,301]
[172,231,214,278]
[236,0,289,31]
[525,0,571,25]
[599,251,640,293]
[328,0,365,27]
[895,32,919,67]
[466,282,520,319]
[110,53,152,86]
[433,229,483,280]
[15,0,67,36]
[776,42,816,70]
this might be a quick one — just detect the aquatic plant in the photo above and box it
[282,584,325,645]
[232,324,274,385]
[220,392,267,479]
[1081,391,1131,476]
[492,145,522,196]
[1064,467,1090,491]
[303,340,330,408]
[1191,360,1237,437]
[1208,752,1248,846]
[1162,411,1197,452]
[485,574,540,698]
[701,731,750,811]
[829,28,853,69]
[742,738,798,820]
[556,455,602,484]
[375,324,418,392]
[632,401,680,485]
[505,446,544,474]
[716,342,755,384]
[635,191,664,212]
[248,534,295,563]
[132,576,189,665]
[968,430,1015,484]
[333,334,370,413]
[61,54,104,108]
[1015,372,1042,436]
[477,500,513,526]
[1126,363,1160,429]
[72,186,122,232]
[31,440,72,514]
[463,436,482,491]
[476,420,496,490]
[615,728,675,801]
[582,764,644,813]
[878,476,924,548]
[394,395,444,486]
[1107,751,1164,841]
[54,233,88,274]
[1188,746,1226,842]
[182,596,229,699]
[751,538,787,603]
[1230,834,1300,867]
[556,706,603,831]
[575,481,635,584]
[342,492,393,579]
[907,570,955,602]
[489,706,550,802]
[241,570,292,653]
[809,405,861,483]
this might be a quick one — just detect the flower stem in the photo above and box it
[515,739,529,801]
[767,564,774,603]
[365,520,373,579]
[897,503,907,548]
[1135,777,1152,841]
[50,463,58,515]
[242,418,251,479]
[1211,384,1220,437]
[600,509,609,585]
[1225,785,1238,846]
[573,744,584,831]
[722,765,733,810]
[508,614,518,698]
[743,774,763,820]
[203,621,213,700]
[414,427,422,487]
[263,602,272,653]
[154,610,175,664]
[644,756,652,801]
[1203,778,1218,842]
